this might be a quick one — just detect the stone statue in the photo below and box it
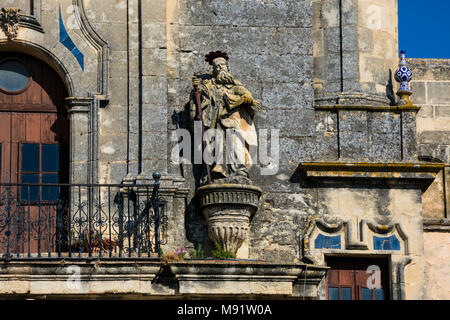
[190,51,261,183]
[191,52,263,258]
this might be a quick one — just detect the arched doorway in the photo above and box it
[0,52,69,257]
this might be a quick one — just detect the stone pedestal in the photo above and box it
[196,184,262,258]
[122,173,190,254]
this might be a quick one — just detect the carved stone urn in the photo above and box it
[196,183,262,257]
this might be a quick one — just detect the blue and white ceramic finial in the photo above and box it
[395,50,413,92]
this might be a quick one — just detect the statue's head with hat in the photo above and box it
[205,51,234,84]
[205,51,229,65]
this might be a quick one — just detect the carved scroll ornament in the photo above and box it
[0,7,21,40]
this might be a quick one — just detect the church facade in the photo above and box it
[0,0,448,300]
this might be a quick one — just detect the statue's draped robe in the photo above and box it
[190,78,258,179]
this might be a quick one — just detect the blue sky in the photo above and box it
[398,0,450,58]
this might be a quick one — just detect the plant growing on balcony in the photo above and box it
[175,247,187,259]
[161,247,186,262]
[189,243,205,259]
[211,242,236,260]
[70,230,117,253]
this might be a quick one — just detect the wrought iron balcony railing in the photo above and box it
[0,177,166,260]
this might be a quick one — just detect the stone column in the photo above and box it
[65,97,94,250]
[313,0,398,106]
[66,97,93,185]
[312,0,420,163]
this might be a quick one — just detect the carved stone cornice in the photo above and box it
[65,97,93,113]
[299,162,444,186]
[197,184,262,211]
[124,174,190,199]
[0,7,21,40]
[18,14,44,33]
[423,218,450,232]
[315,105,421,112]
[314,92,391,108]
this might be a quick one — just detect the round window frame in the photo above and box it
[0,58,33,95]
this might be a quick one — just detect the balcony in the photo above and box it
[0,179,165,260]
[0,175,328,299]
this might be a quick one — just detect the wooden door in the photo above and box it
[326,257,390,300]
[0,52,69,257]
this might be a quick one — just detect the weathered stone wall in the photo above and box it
[423,232,450,299]
[315,187,425,300]
[410,58,450,300]
[2,0,31,15]
[313,0,398,106]
[85,0,168,183]
[1,0,318,262]
[77,0,420,266]
[0,0,445,300]
[411,59,450,220]
[160,0,318,259]
[312,0,417,163]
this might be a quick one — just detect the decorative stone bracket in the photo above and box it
[196,184,262,257]
[0,7,21,40]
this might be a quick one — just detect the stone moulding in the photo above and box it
[302,217,410,262]
[18,14,43,33]
[314,92,391,108]
[123,173,190,198]
[300,162,444,172]
[196,184,262,256]
[299,162,444,184]
[423,218,450,232]
[0,260,328,299]
[0,260,162,297]
[197,184,262,209]
[314,105,421,112]
[65,97,93,112]
[166,261,328,298]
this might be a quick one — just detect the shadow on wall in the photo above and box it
[171,96,212,256]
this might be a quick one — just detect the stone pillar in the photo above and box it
[66,97,94,248]
[313,0,398,106]
[312,0,420,163]
[132,173,190,254]
[66,97,93,184]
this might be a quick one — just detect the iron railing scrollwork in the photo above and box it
[0,175,166,260]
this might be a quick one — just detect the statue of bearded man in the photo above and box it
[190,51,261,182]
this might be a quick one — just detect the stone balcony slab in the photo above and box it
[165,260,328,299]
[0,259,328,299]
